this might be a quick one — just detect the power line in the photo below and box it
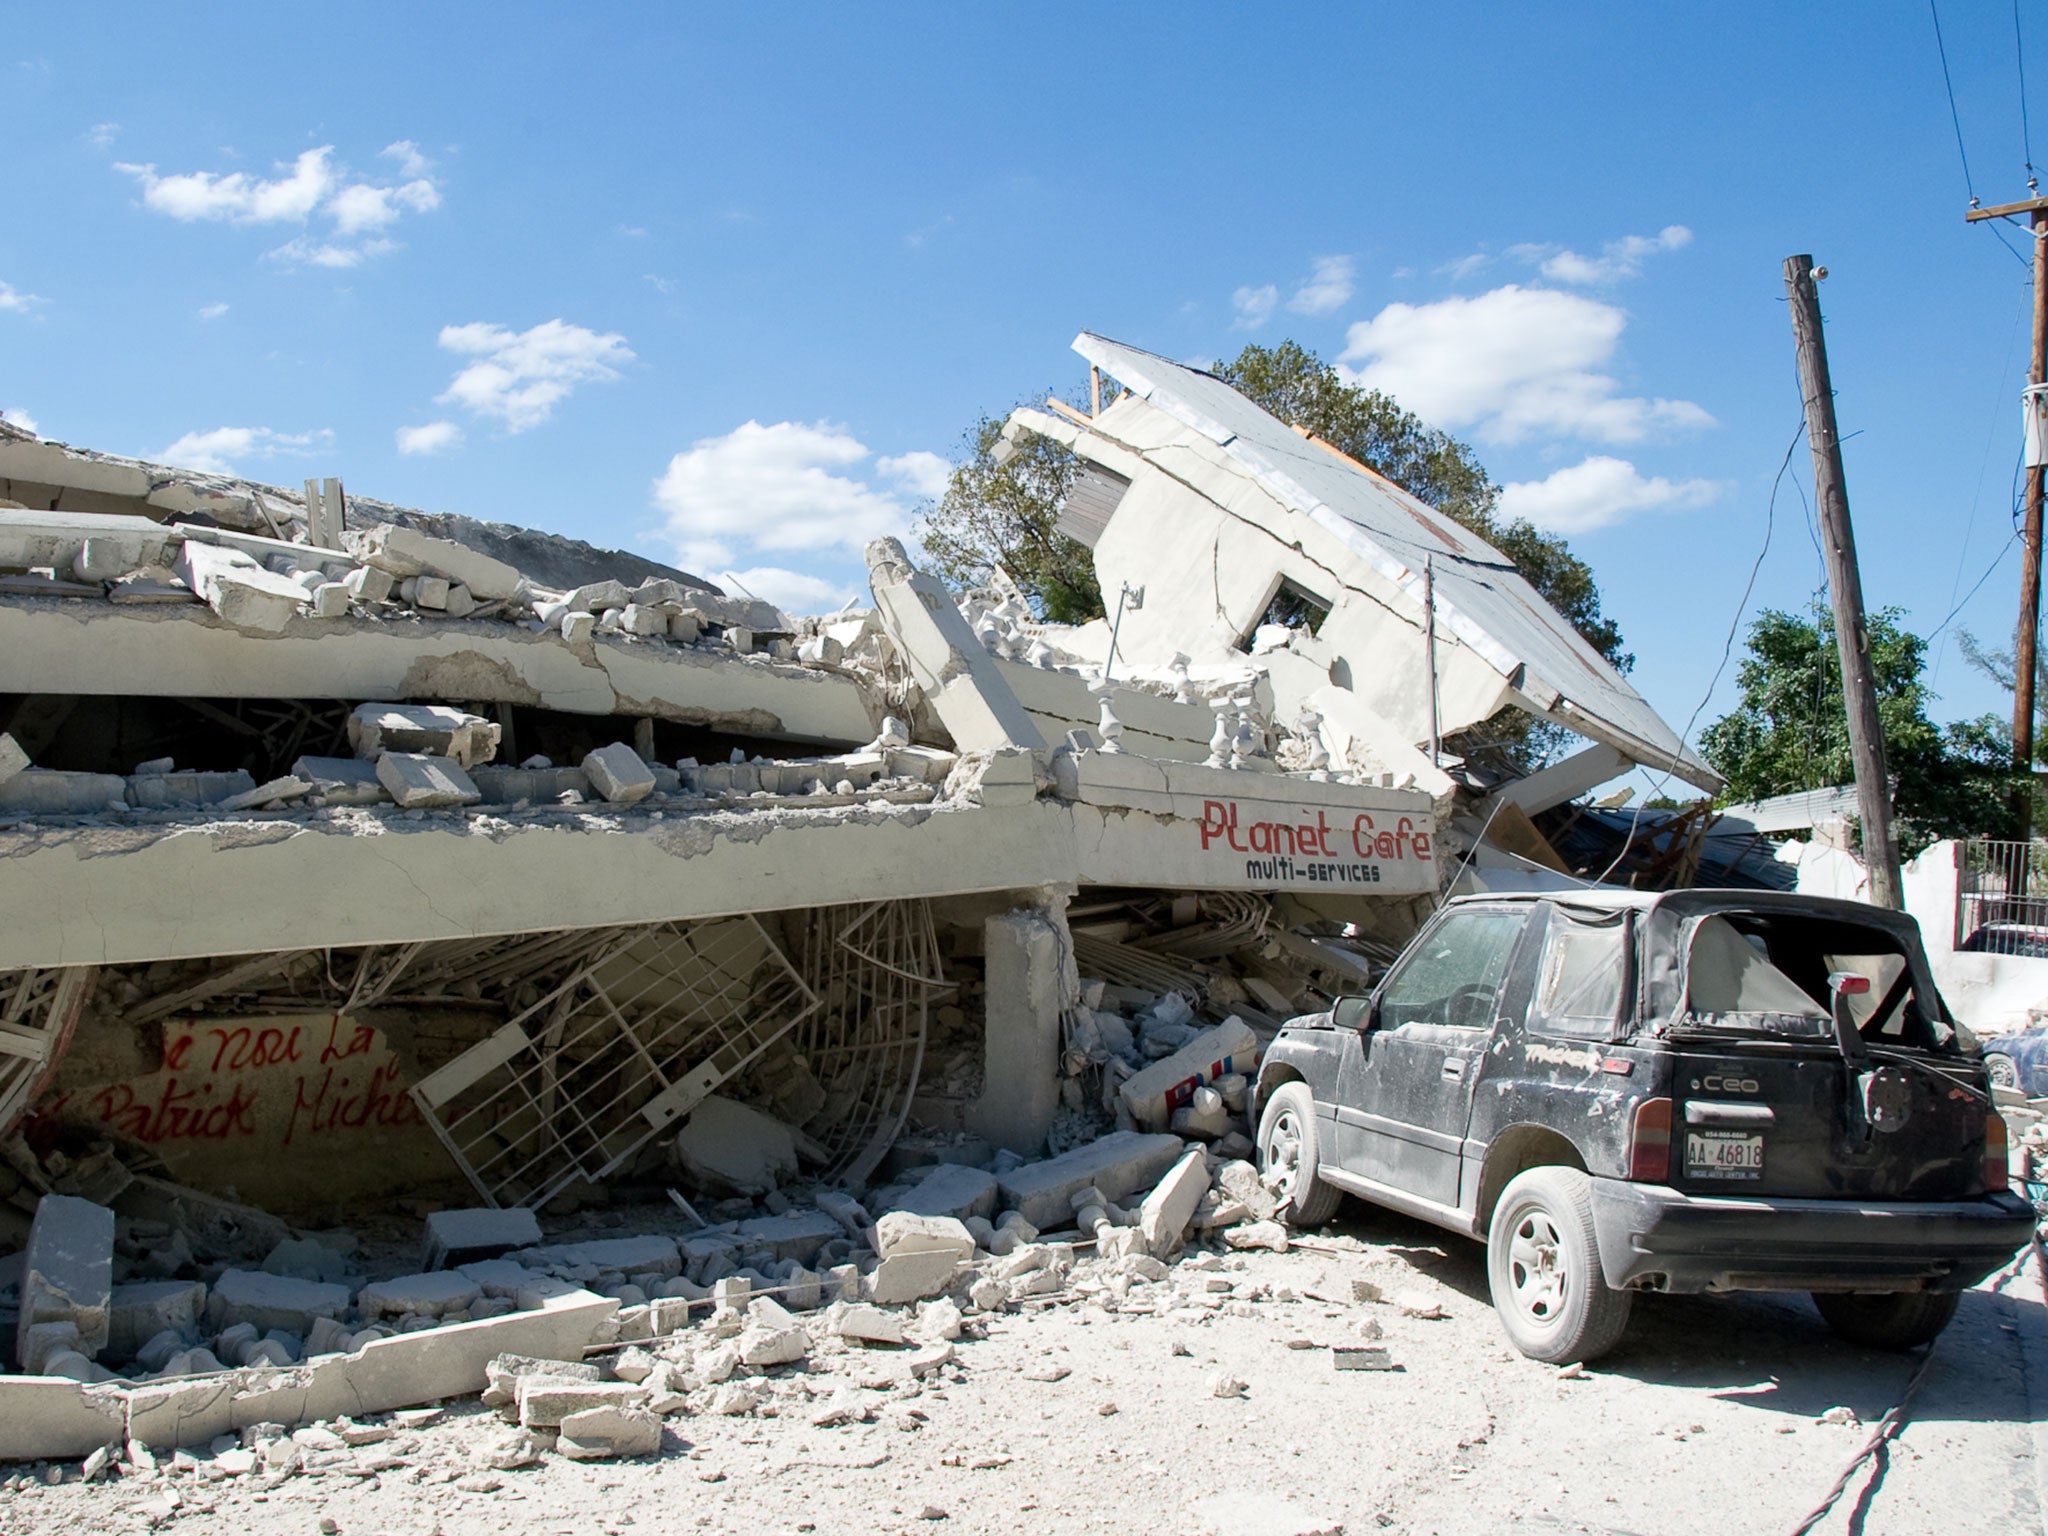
[1594,420,1805,884]
[1933,0,1980,203]
[2019,0,2037,182]
[1925,527,2021,644]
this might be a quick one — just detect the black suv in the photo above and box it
[1253,889,2035,1362]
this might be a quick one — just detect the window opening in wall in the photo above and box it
[1238,576,1333,650]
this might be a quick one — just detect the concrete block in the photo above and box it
[891,1164,999,1223]
[732,1211,842,1267]
[619,603,667,637]
[424,1207,543,1270]
[867,1251,962,1306]
[832,1305,906,1345]
[582,742,657,805]
[0,508,170,573]
[0,731,25,785]
[1138,1147,1210,1258]
[347,703,501,769]
[669,612,702,641]
[563,580,629,613]
[513,1235,681,1281]
[966,909,1067,1154]
[125,770,258,810]
[874,1212,975,1262]
[469,764,590,804]
[0,768,128,815]
[260,1238,347,1287]
[106,1280,207,1361]
[441,583,477,619]
[672,1097,801,1195]
[458,1258,541,1299]
[17,1194,114,1365]
[374,752,481,809]
[483,1351,599,1406]
[343,523,525,601]
[559,1404,662,1459]
[310,581,351,618]
[0,1376,127,1462]
[995,1133,1187,1229]
[343,564,394,604]
[175,540,306,633]
[517,1376,647,1430]
[217,775,311,811]
[358,1271,482,1320]
[737,1324,809,1368]
[129,1288,618,1449]
[1118,1017,1260,1132]
[292,755,389,806]
[629,578,689,608]
[206,1269,351,1336]
[73,535,155,583]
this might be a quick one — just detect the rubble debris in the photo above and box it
[0,732,26,786]
[424,1207,545,1271]
[374,751,483,809]
[1119,1016,1260,1132]
[346,703,501,768]
[582,742,657,805]
[996,1131,1185,1228]
[16,1194,115,1368]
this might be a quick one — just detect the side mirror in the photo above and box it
[1333,996,1375,1033]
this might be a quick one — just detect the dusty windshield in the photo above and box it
[1678,911,1954,1050]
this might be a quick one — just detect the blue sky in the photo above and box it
[4,4,2043,774]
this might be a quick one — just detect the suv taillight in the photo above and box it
[1629,1096,1672,1182]
[1985,1112,2010,1193]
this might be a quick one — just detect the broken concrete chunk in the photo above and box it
[374,752,482,809]
[175,540,308,634]
[343,523,525,601]
[582,742,657,805]
[1118,1016,1260,1132]
[292,756,390,806]
[732,1210,842,1268]
[359,1271,483,1321]
[558,1403,662,1460]
[996,1132,1187,1229]
[672,1098,803,1195]
[106,1279,208,1361]
[347,702,501,768]
[891,1163,999,1224]
[125,769,259,810]
[0,768,128,815]
[0,731,27,786]
[563,579,629,614]
[619,603,667,637]
[1138,1147,1211,1259]
[440,583,477,620]
[424,1207,543,1271]
[868,1250,964,1307]
[17,1195,115,1367]
[737,1323,809,1368]
[218,775,312,812]
[72,535,154,583]
[516,1376,647,1430]
[309,581,352,618]
[875,1212,975,1262]
[207,1268,351,1336]
[343,563,394,604]
[513,1235,682,1280]
[562,610,597,643]
[833,1304,907,1346]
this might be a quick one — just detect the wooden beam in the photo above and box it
[1964,194,2048,222]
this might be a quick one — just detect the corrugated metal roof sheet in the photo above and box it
[1070,331,1717,789]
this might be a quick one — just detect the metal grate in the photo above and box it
[1956,839,2048,956]
[410,915,820,1209]
[0,966,96,1137]
[790,899,947,1185]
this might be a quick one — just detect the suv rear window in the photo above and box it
[1532,908,1628,1039]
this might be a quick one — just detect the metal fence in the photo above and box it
[1956,839,2048,956]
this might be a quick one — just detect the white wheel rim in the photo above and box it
[1989,1057,2017,1088]
[1266,1107,1305,1200]
[1507,1208,1568,1325]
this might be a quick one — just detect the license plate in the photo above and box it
[1686,1129,1763,1179]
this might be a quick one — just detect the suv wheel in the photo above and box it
[1256,1082,1342,1227]
[1812,1290,1961,1350]
[1486,1166,1632,1364]
[1985,1054,2019,1091]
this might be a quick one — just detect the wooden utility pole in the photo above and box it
[1783,255,1904,909]
[1965,194,2048,835]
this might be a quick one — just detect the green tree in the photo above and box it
[1699,606,2023,856]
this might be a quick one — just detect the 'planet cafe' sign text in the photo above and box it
[1197,798,1433,887]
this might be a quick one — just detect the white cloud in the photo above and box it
[116,141,441,267]
[84,121,119,150]
[158,426,332,475]
[435,319,632,432]
[0,279,45,314]
[1338,284,1713,445]
[1287,255,1355,316]
[877,450,952,500]
[380,140,432,179]
[396,421,462,456]
[1539,225,1692,285]
[2,408,40,435]
[117,146,336,224]
[645,273,677,295]
[653,420,921,564]
[196,301,229,320]
[717,566,860,613]
[1231,284,1278,331]
[1497,454,1722,534]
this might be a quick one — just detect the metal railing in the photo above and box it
[1956,839,2048,956]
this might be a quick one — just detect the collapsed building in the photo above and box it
[0,334,1716,1460]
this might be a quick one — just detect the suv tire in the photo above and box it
[1812,1290,1961,1350]
[1486,1166,1632,1364]
[1985,1053,2019,1091]
[1256,1082,1342,1227]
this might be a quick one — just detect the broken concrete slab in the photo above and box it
[374,751,482,809]
[1118,1016,1260,1132]
[174,540,307,634]
[206,1269,351,1336]
[17,1194,114,1365]
[891,1163,999,1224]
[865,535,1039,753]
[868,1250,964,1307]
[347,703,502,769]
[216,775,311,811]
[582,742,657,805]
[1138,1147,1210,1258]
[0,1375,128,1462]
[0,509,171,573]
[343,523,525,601]
[517,1376,648,1430]
[832,1304,907,1345]
[358,1271,483,1321]
[672,1097,803,1195]
[875,1212,976,1261]
[291,755,389,806]
[106,1280,208,1361]
[996,1133,1187,1229]
[125,769,258,810]
[0,768,126,816]
[513,1235,682,1281]
[0,731,25,786]
[732,1210,842,1267]
[470,763,591,804]
[424,1207,544,1271]
[558,1403,662,1460]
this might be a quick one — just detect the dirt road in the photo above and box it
[4,1205,2041,1536]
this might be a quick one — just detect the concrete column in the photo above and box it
[966,904,1072,1155]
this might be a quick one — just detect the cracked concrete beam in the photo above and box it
[865,537,1039,754]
